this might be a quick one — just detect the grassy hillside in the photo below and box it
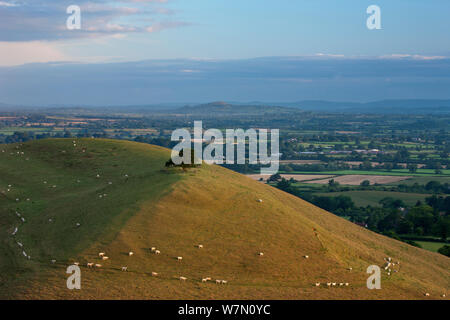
[0,139,449,300]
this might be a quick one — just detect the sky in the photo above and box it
[1,0,450,104]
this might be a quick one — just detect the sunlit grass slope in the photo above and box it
[0,139,448,299]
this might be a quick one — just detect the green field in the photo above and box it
[388,176,450,186]
[317,191,432,207]
[280,170,450,177]
[416,241,448,253]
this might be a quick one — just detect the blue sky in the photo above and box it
[0,0,450,104]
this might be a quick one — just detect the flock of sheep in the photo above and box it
[71,245,230,285]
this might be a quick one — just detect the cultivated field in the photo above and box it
[306,175,412,185]
[247,174,335,182]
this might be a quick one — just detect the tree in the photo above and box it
[360,180,370,187]
[407,163,418,173]
[437,245,450,257]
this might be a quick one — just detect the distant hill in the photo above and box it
[0,139,448,299]
[2,99,449,114]
[170,101,299,116]
[276,99,450,114]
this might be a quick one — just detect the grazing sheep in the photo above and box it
[197,244,204,249]
[94,264,102,268]
[345,283,349,286]
[21,217,25,222]
[304,255,309,259]
[442,294,446,298]
[96,174,100,178]
[177,256,183,261]
[151,247,156,252]
[424,293,430,297]
[17,241,23,247]
[258,252,264,256]
[151,272,158,277]
[12,227,18,235]
[22,251,27,257]
[202,278,208,283]
[332,282,337,286]
[327,283,331,287]
[179,276,187,281]
[98,252,105,257]
[87,263,94,268]
[129,251,134,256]
[51,260,56,264]
[121,267,128,272]
[102,256,109,260]
[221,280,228,284]
[155,250,161,254]
[315,283,321,287]
[339,283,344,286]
[205,277,212,281]
[257,199,263,203]
[216,280,222,284]
[76,223,81,227]
[348,267,353,271]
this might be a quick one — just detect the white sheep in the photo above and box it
[177,256,183,261]
[345,283,349,286]
[304,255,309,259]
[216,280,222,284]
[315,282,321,287]
[179,276,187,281]
[94,264,102,268]
[129,251,134,256]
[151,247,156,252]
[424,293,430,297]
[51,260,56,264]
[98,252,105,257]
[121,267,128,272]
[152,272,159,277]
[102,256,109,260]
[87,263,94,268]
[202,278,208,283]
[258,252,264,256]
[155,250,161,254]
[327,283,331,287]
[197,244,204,249]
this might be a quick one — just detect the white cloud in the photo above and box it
[0,1,18,7]
[0,41,68,66]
